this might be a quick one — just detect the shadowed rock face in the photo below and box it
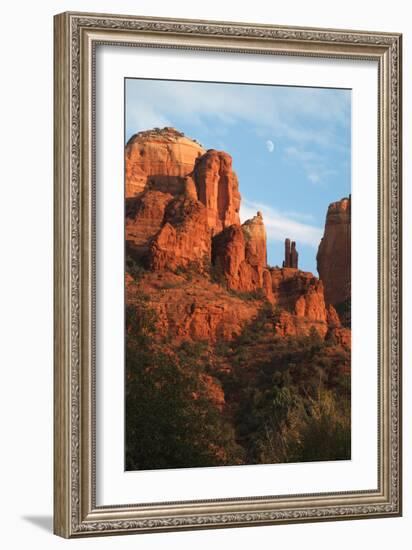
[283,238,298,268]
[125,127,350,345]
[126,190,173,261]
[316,196,351,316]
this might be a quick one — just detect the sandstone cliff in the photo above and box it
[193,149,241,234]
[125,127,350,346]
[126,270,260,343]
[270,268,336,339]
[242,212,267,267]
[211,212,270,298]
[126,129,241,269]
[148,195,211,272]
[125,128,352,470]
[125,127,205,198]
[316,196,351,324]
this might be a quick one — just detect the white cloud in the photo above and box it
[284,145,337,185]
[125,80,350,193]
[284,146,318,163]
[283,210,315,222]
[307,172,321,184]
[240,199,323,249]
[125,79,350,153]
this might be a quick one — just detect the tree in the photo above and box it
[125,296,244,470]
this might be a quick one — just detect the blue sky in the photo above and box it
[125,78,351,274]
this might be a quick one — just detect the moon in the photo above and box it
[266,140,274,153]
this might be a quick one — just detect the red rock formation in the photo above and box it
[125,127,205,198]
[317,196,351,310]
[126,270,261,343]
[125,127,351,345]
[270,268,330,338]
[274,310,328,339]
[126,175,202,262]
[211,213,270,295]
[193,149,241,234]
[126,190,173,259]
[212,225,246,287]
[262,270,274,303]
[283,238,298,268]
[325,304,350,348]
[149,196,211,272]
[242,212,267,267]
[211,215,331,339]
[270,268,320,309]
[327,304,341,327]
[294,281,326,321]
[126,130,243,271]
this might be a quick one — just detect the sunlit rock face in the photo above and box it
[125,127,350,344]
[193,149,241,235]
[317,196,351,324]
[125,127,206,198]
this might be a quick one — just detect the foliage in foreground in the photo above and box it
[125,296,244,470]
[219,307,351,464]
[125,295,351,470]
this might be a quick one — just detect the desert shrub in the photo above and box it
[256,385,351,464]
[125,294,156,347]
[158,280,183,290]
[228,288,266,301]
[174,255,211,281]
[126,255,147,281]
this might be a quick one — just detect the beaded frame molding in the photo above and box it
[54,11,402,538]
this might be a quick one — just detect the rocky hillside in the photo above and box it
[125,127,350,346]
[125,127,351,470]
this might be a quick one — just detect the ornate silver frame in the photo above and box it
[53,11,402,538]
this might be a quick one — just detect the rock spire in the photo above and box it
[283,238,298,268]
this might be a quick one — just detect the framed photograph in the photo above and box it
[53,11,402,538]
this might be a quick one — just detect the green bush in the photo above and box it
[216,305,351,465]
[125,296,351,470]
